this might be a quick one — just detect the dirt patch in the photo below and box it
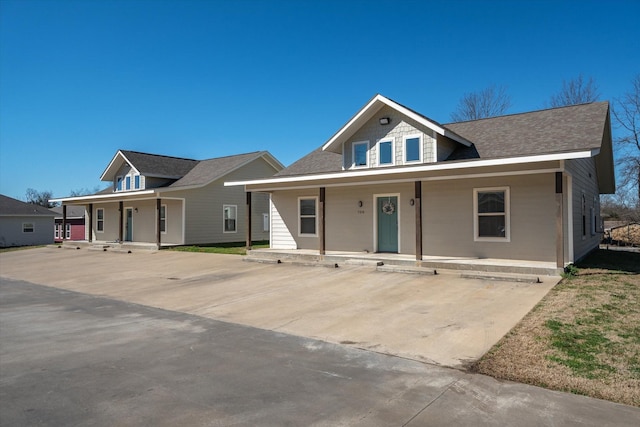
[473,250,640,407]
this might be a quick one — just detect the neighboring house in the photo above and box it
[51,205,87,242]
[52,150,283,247]
[0,194,56,247]
[229,94,615,268]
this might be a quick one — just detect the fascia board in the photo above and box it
[225,150,594,188]
[50,190,156,204]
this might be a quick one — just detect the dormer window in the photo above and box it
[404,135,422,164]
[377,138,394,166]
[352,141,369,168]
[116,176,123,191]
[134,175,140,189]
[125,176,131,190]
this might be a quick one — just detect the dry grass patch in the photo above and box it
[473,249,640,407]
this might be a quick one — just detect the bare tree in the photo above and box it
[548,74,600,107]
[25,188,57,208]
[612,74,640,208]
[69,186,102,197]
[450,84,512,122]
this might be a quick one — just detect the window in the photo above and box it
[377,139,394,166]
[54,225,60,239]
[263,213,269,232]
[23,223,34,233]
[96,208,104,232]
[125,176,131,190]
[65,223,71,239]
[352,141,369,168]
[134,175,140,189]
[404,135,422,163]
[223,205,237,233]
[116,177,123,191]
[299,197,317,236]
[474,187,510,241]
[581,193,586,238]
[160,205,167,233]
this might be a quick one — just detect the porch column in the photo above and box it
[156,198,162,249]
[415,181,422,261]
[118,201,124,242]
[88,203,93,242]
[62,205,67,241]
[556,172,564,269]
[246,192,252,250]
[319,187,326,255]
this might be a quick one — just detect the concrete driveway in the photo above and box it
[0,247,560,368]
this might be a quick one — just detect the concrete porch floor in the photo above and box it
[247,248,563,276]
[60,240,177,251]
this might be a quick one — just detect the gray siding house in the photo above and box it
[53,150,283,247]
[229,94,614,269]
[0,194,56,247]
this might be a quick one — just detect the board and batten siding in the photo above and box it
[176,157,276,245]
[565,157,602,262]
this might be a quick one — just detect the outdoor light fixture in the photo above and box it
[358,201,363,207]
[134,208,138,213]
[410,199,415,206]
[379,117,390,125]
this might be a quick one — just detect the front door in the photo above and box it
[125,208,133,242]
[377,196,398,253]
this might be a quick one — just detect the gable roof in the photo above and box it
[169,151,283,188]
[0,194,56,216]
[100,150,199,181]
[322,94,472,153]
[50,205,86,218]
[444,101,610,159]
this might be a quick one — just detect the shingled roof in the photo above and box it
[0,194,56,216]
[275,100,611,177]
[119,150,199,178]
[444,101,610,159]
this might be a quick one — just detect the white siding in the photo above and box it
[270,197,296,249]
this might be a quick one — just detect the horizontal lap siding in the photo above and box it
[0,217,54,247]
[270,197,296,249]
[565,158,601,261]
[179,158,276,245]
[423,174,556,262]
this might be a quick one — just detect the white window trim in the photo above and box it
[263,213,269,232]
[96,208,105,233]
[22,222,35,233]
[54,225,60,239]
[376,138,395,167]
[223,204,238,233]
[403,134,423,164]
[116,176,123,192]
[134,174,141,190]
[351,140,370,169]
[65,223,71,239]
[473,186,511,242]
[298,196,318,237]
[159,204,168,234]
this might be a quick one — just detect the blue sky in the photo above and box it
[1,0,639,200]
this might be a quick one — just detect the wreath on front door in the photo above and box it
[381,200,395,215]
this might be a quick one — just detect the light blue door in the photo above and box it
[377,196,398,253]
[125,208,133,241]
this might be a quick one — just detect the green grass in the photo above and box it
[475,249,640,406]
[167,240,269,255]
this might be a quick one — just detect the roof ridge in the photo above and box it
[120,149,199,162]
[444,100,609,125]
[199,150,265,162]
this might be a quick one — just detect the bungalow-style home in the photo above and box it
[51,205,87,242]
[228,94,614,270]
[52,150,283,248]
[0,194,56,247]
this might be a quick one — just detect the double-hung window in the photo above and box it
[474,187,510,241]
[125,176,131,191]
[96,208,104,232]
[65,223,71,239]
[352,141,369,168]
[223,205,237,233]
[116,177,123,191]
[23,223,34,233]
[404,135,422,164]
[160,205,167,233]
[134,175,140,189]
[377,138,394,166]
[299,197,317,236]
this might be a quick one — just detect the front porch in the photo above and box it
[246,248,563,276]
